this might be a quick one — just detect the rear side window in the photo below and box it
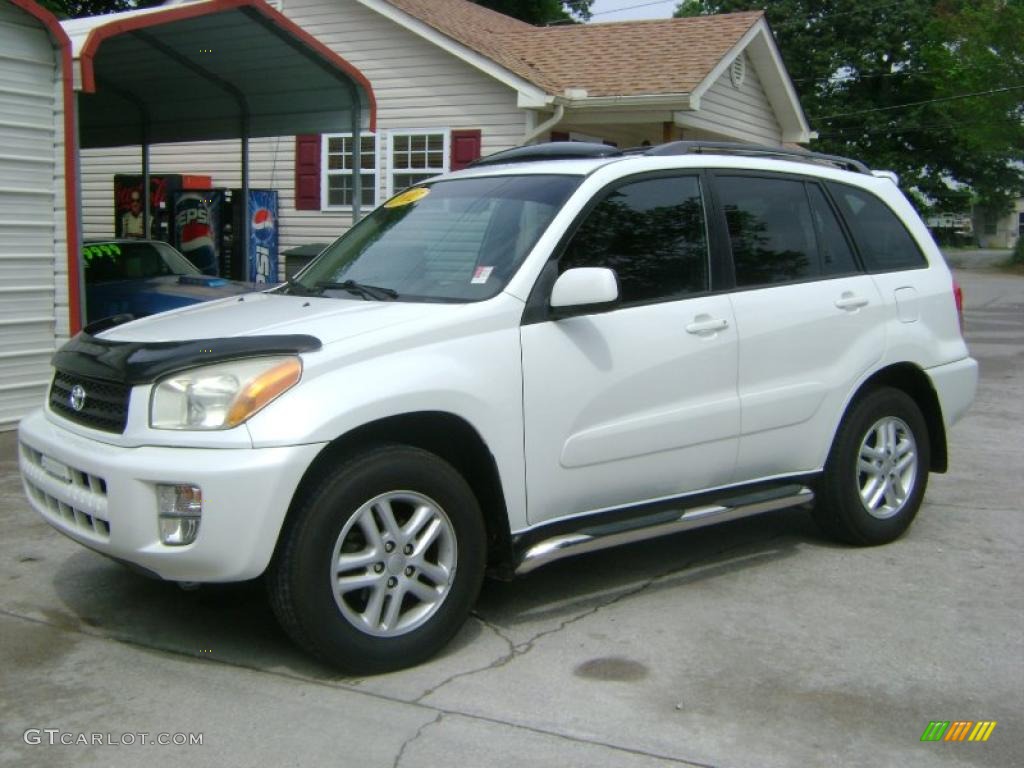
[826,182,926,271]
[560,175,709,305]
[716,176,817,287]
[807,184,858,276]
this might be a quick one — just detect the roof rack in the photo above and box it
[470,142,622,167]
[640,141,870,174]
[469,140,870,175]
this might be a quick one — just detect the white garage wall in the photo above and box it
[0,1,63,428]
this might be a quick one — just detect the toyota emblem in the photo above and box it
[70,384,86,412]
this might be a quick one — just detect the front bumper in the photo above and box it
[17,409,325,582]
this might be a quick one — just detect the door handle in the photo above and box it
[835,293,869,311]
[686,316,729,335]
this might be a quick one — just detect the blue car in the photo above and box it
[83,240,254,324]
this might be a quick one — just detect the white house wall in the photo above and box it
[678,53,782,146]
[0,1,63,428]
[78,0,528,253]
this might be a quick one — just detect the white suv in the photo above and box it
[18,142,977,672]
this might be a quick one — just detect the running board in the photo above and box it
[514,486,814,576]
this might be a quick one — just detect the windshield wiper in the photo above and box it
[280,277,321,297]
[315,279,399,301]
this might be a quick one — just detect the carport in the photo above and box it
[61,0,376,333]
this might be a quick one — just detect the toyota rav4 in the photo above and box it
[18,141,977,672]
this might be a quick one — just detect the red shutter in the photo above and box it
[550,131,570,142]
[294,134,321,210]
[450,129,482,171]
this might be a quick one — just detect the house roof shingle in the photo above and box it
[384,0,763,98]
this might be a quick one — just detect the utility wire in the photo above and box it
[819,113,1024,138]
[813,84,1024,120]
[590,0,677,15]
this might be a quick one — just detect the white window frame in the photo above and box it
[321,132,380,211]
[385,129,451,198]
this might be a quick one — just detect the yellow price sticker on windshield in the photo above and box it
[384,187,429,209]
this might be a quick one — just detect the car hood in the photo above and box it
[99,292,463,347]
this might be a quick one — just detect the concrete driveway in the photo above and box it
[1,269,1021,767]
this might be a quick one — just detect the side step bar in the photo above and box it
[515,486,814,576]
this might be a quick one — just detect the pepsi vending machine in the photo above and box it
[231,189,279,284]
[172,189,278,282]
[171,190,224,276]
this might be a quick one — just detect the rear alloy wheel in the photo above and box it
[814,387,930,545]
[268,446,486,673]
[856,416,919,520]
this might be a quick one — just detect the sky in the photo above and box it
[587,0,679,22]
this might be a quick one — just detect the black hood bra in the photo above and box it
[52,331,322,385]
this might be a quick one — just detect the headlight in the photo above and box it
[150,356,302,430]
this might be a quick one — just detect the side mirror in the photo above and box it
[549,267,619,316]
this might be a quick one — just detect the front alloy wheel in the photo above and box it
[331,491,457,637]
[268,446,486,673]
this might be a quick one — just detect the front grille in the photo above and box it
[20,442,111,540]
[49,370,130,433]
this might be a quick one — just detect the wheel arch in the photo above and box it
[276,411,515,575]
[843,363,948,473]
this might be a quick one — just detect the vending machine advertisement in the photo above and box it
[245,190,279,284]
[172,190,224,276]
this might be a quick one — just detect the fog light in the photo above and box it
[157,484,202,546]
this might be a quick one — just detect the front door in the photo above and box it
[521,174,740,526]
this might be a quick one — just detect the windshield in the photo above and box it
[84,241,201,283]
[283,174,582,302]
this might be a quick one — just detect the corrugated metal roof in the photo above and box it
[62,0,376,148]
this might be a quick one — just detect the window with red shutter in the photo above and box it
[294,134,321,211]
[450,129,482,171]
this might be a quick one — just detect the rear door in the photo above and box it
[712,173,885,480]
[520,173,740,525]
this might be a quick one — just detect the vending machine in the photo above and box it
[229,189,279,284]
[170,188,279,282]
[113,174,211,243]
[171,189,225,276]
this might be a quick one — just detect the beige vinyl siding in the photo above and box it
[679,53,782,146]
[78,0,528,256]
[0,1,62,427]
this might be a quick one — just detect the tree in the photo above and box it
[471,0,592,24]
[37,0,164,18]
[675,0,1024,216]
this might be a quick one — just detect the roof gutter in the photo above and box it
[560,93,696,111]
[522,103,565,144]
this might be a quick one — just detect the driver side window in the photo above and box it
[559,175,709,306]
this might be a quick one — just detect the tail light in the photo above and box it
[953,279,964,334]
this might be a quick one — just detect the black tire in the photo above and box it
[813,387,930,546]
[267,445,486,673]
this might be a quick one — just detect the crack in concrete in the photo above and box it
[412,615,517,704]
[392,712,443,768]
[416,535,785,707]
